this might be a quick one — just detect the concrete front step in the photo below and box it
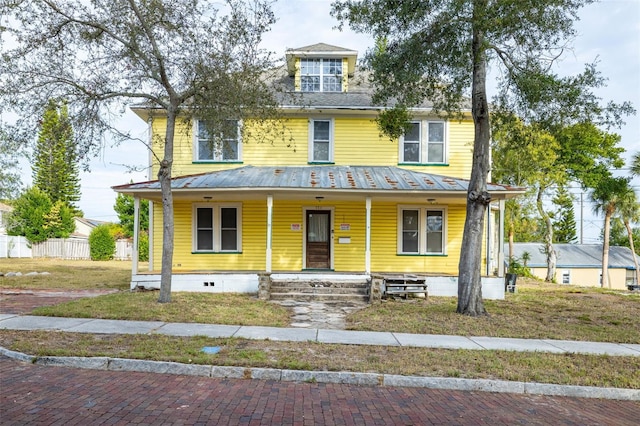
[270,285,368,295]
[269,292,370,302]
[269,280,370,302]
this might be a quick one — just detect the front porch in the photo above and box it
[130,271,507,300]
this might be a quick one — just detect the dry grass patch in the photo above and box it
[348,280,640,343]
[0,258,134,291]
[31,291,291,326]
[1,330,638,389]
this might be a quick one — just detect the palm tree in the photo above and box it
[616,190,640,285]
[590,177,633,288]
[631,152,640,177]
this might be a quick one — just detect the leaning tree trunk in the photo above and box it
[536,186,556,282]
[457,6,490,316]
[601,209,613,289]
[624,219,639,284]
[158,106,177,303]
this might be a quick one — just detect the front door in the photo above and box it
[306,210,331,269]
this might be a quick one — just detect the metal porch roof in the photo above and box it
[113,165,523,197]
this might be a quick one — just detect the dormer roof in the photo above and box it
[285,43,358,76]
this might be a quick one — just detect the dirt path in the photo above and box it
[0,289,119,314]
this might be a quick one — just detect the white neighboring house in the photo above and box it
[73,217,109,238]
[506,243,640,290]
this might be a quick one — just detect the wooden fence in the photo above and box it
[30,238,132,260]
[0,235,32,258]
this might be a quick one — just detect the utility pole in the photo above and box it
[580,192,584,244]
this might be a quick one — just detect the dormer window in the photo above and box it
[301,58,343,92]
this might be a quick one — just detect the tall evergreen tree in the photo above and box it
[552,186,578,244]
[32,99,81,215]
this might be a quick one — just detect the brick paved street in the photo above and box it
[1,356,638,425]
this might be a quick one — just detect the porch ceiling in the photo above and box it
[112,165,525,202]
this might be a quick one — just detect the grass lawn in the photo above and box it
[1,258,639,389]
[0,258,133,291]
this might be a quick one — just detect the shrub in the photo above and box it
[89,224,115,261]
[507,257,533,277]
[138,231,149,262]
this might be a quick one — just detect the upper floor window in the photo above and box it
[196,119,241,162]
[309,119,333,163]
[301,58,343,92]
[398,206,446,255]
[400,121,447,164]
[193,203,242,252]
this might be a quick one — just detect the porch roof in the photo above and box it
[113,166,524,200]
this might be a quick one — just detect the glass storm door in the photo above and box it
[306,211,331,269]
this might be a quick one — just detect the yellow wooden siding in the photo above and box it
[332,201,366,271]
[242,118,309,165]
[369,202,466,274]
[151,200,266,271]
[151,199,478,274]
[148,115,473,180]
[333,118,398,165]
[271,201,304,271]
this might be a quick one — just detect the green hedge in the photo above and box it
[89,224,115,261]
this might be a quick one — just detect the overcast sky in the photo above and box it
[17,0,640,243]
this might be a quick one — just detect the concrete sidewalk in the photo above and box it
[2,313,640,401]
[2,313,639,357]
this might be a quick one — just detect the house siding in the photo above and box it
[153,200,266,271]
[150,116,474,180]
[150,199,483,275]
[369,202,469,274]
[530,267,629,290]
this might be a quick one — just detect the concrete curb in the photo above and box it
[2,346,638,401]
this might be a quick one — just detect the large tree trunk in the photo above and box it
[601,209,613,289]
[624,220,639,285]
[457,3,490,316]
[536,186,556,282]
[158,107,177,303]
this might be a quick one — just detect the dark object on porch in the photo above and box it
[505,273,517,293]
[383,275,428,299]
[627,283,640,291]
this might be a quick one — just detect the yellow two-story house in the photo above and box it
[114,43,523,299]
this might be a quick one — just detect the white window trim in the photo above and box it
[397,205,447,255]
[300,58,343,93]
[192,203,242,252]
[308,118,334,163]
[193,119,243,162]
[399,120,448,164]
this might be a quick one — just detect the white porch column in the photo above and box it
[486,203,492,276]
[266,195,273,273]
[148,201,153,271]
[132,196,140,276]
[365,196,371,274]
[498,199,505,277]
